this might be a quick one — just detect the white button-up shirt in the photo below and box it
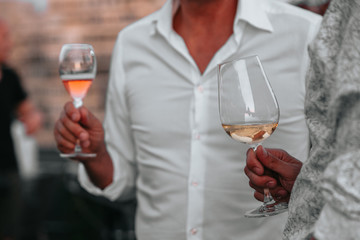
[78,0,322,239]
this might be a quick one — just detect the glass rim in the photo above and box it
[61,43,94,50]
[218,55,260,69]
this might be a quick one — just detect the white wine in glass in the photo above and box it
[59,43,96,158]
[218,55,288,218]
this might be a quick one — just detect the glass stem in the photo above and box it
[252,144,274,205]
[263,188,274,204]
[75,140,82,153]
[252,144,260,151]
[73,98,83,108]
[74,99,83,154]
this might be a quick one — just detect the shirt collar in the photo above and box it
[150,0,174,38]
[151,0,274,41]
[236,0,274,33]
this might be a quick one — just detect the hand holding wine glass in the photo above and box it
[245,145,302,204]
[54,97,113,189]
[218,55,288,217]
[58,43,97,158]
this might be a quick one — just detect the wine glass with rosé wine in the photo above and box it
[218,55,288,218]
[58,43,97,158]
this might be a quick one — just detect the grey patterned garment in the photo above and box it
[283,0,360,239]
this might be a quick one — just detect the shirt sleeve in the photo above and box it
[78,32,137,201]
[314,150,360,239]
[313,84,360,239]
[313,3,360,236]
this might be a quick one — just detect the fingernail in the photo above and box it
[275,190,288,200]
[79,132,87,140]
[82,140,90,148]
[72,113,78,121]
[266,181,276,188]
[253,167,262,175]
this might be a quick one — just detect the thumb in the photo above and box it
[255,145,299,179]
[78,107,100,130]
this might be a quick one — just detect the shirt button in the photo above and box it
[195,133,200,140]
[190,228,197,235]
[191,181,198,187]
[197,85,204,93]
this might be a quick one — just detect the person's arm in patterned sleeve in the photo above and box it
[312,1,360,238]
[313,95,360,240]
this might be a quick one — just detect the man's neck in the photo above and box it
[173,0,238,73]
[175,0,237,32]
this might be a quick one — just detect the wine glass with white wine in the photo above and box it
[218,55,288,217]
[58,43,97,158]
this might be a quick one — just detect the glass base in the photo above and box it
[60,152,96,158]
[244,202,288,218]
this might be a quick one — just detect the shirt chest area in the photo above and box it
[125,64,221,143]
[123,62,305,141]
[119,26,309,144]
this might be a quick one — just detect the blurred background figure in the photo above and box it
[0,18,43,240]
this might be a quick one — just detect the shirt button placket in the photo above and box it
[197,84,204,93]
[187,70,204,240]
[193,82,203,141]
[191,181,199,187]
[190,228,198,235]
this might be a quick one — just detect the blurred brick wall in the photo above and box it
[0,0,165,148]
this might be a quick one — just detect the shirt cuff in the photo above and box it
[77,161,122,201]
